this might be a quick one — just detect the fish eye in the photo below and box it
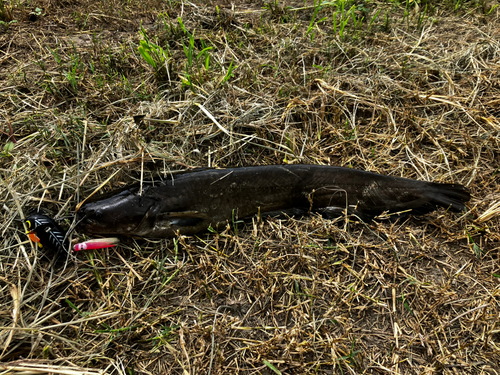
[94,210,103,219]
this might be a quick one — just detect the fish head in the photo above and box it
[77,190,157,235]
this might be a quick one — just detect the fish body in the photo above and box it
[77,165,470,238]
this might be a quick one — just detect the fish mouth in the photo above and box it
[75,211,103,234]
[76,198,155,236]
[75,207,113,234]
[72,211,92,234]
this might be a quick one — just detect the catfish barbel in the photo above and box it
[76,165,470,238]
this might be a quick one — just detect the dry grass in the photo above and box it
[1,0,499,374]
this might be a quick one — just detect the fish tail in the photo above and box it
[356,181,471,219]
[431,183,470,212]
[415,182,471,215]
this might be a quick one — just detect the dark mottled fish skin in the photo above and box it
[76,165,470,238]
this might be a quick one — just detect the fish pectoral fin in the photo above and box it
[171,217,206,227]
[160,211,208,219]
[157,211,208,228]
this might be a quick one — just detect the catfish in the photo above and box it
[76,165,470,238]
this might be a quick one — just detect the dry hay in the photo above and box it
[0,0,499,374]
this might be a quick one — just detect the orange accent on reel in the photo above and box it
[28,232,43,248]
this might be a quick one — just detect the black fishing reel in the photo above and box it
[25,211,69,255]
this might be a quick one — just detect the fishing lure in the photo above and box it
[74,237,119,251]
[25,211,69,254]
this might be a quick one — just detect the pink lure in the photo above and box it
[74,237,119,251]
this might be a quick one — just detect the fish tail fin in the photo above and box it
[430,183,470,212]
[414,182,470,215]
